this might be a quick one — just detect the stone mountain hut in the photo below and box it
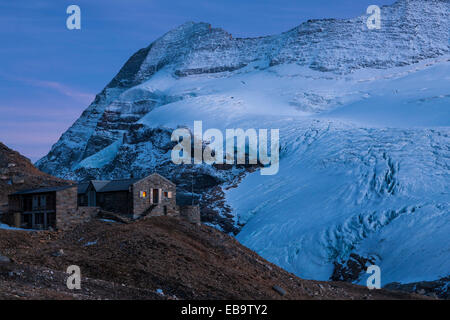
[6,173,199,230]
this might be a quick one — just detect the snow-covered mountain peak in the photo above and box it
[35,0,449,288]
[106,0,449,93]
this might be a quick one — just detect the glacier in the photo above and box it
[36,0,450,286]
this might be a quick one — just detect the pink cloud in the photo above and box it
[19,78,95,105]
[0,72,95,105]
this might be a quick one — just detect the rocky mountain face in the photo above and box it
[35,0,450,232]
[36,0,450,174]
[0,142,68,210]
[35,0,449,290]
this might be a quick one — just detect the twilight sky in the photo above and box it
[0,0,395,162]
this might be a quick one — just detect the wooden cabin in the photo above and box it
[7,185,78,230]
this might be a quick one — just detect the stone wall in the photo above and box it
[7,195,21,212]
[56,186,89,230]
[0,211,14,226]
[77,206,101,217]
[180,205,201,225]
[4,195,22,226]
[3,195,20,226]
[132,173,177,219]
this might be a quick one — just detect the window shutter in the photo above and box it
[158,189,162,203]
[168,191,172,199]
[150,188,153,204]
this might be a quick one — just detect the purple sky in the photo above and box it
[0,0,396,162]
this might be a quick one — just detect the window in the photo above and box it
[140,191,147,199]
[24,197,32,211]
[32,196,38,210]
[48,213,56,229]
[22,214,32,229]
[40,195,47,209]
[163,191,173,199]
[35,212,44,225]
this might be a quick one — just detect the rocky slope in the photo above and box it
[0,216,426,300]
[0,142,68,210]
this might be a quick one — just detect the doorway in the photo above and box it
[88,189,96,206]
[152,189,159,204]
[22,213,32,229]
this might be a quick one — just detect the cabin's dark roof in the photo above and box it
[91,180,111,192]
[77,182,90,194]
[77,178,140,194]
[11,185,76,196]
[97,178,140,192]
[77,174,174,194]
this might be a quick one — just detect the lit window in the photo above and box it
[140,191,147,198]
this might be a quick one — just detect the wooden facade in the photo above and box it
[8,185,78,230]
